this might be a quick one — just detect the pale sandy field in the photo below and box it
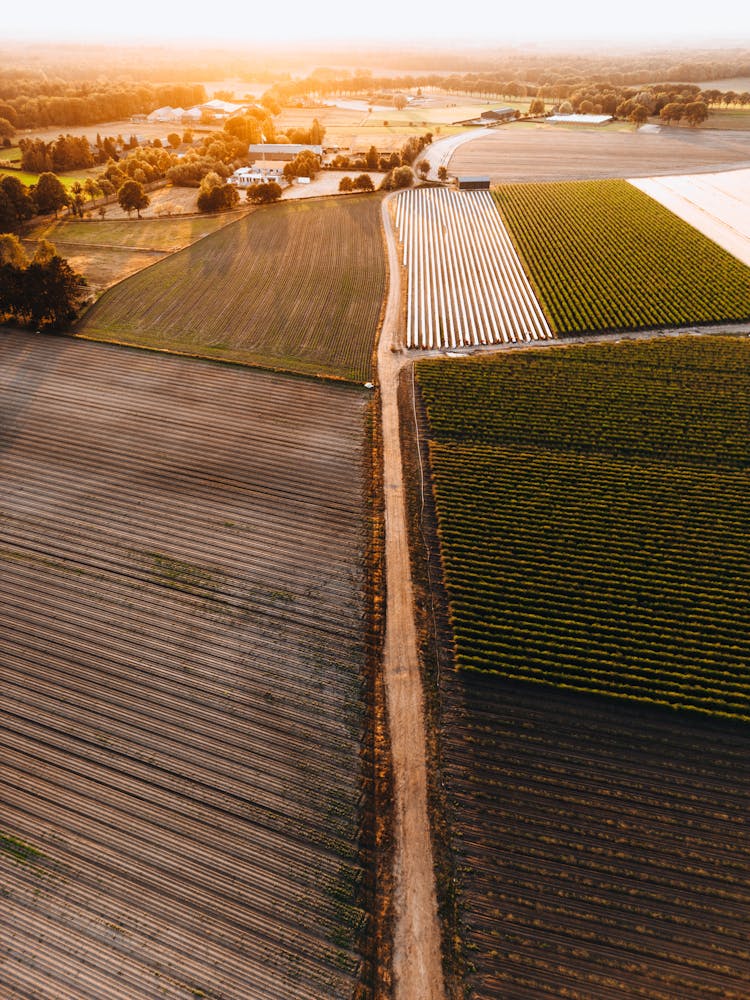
[630,168,750,267]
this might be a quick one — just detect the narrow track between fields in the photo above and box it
[378,196,446,1000]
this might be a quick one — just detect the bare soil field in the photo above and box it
[440,675,750,999]
[0,332,371,1000]
[448,121,750,182]
[631,167,750,267]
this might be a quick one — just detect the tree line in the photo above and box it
[0,81,206,130]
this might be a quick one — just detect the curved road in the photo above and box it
[378,196,446,1000]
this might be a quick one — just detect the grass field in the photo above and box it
[38,216,232,250]
[416,335,750,720]
[0,331,372,1000]
[77,194,386,382]
[493,179,750,334]
[0,167,94,190]
[21,216,238,297]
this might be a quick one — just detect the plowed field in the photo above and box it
[0,331,371,1000]
[76,195,386,383]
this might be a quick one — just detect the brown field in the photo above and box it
[449,121,750,182]
[440,675,750,998]
[0,331,371,1000]
[22,214,239,296]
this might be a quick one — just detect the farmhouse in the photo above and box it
[248,144,323,161]
[457,176,491,190]
[228,166,284,188]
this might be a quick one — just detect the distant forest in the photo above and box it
[1,44,749,130]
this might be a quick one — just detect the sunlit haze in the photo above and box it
[4,0,749,46]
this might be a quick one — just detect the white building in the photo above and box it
[228,166,284,188]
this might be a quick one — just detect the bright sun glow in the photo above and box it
[4,0,749,46]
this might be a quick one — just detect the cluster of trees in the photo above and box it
[196,172,238,213]
[0,79,206,130]
[223,107,278,145]
[338,174,375,192]
[379,165,415,190]
[282,150,321,181]
[0,171,73,228]
[20,134,95,172]
[330,147,402,172]
[246,181,283,204]
[0,234,87,329]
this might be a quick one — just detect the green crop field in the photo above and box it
[493,179,750,334]
[416,335,750,720]
[77,194,385,382]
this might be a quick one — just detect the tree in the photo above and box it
[0,244,87,330]
[437,165,448,182]
[84,178,101,203]
[283,149,321,181]
[365,145,379,170]
[684,101,709,126]
[118,179,149,218]
[417,159,430,180]
[197,175,239,212]
[246,181,282,204]
[394,95,407,110]
[309,118,325,145]
[629,104,649,126]
[0,233,29,268]
[380,165,415,190]
[338,175,354,192]
[69,181,85,218]
[352,173,374,191]
[528,98,546,115]
[182,130,193,145]
[20,254,88,329]
[0,117,15,139]
[167,132,181,149]
[660,102,684,125]
[0,174,35,225]
[34,172,69,217]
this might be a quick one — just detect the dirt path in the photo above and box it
[378,197,446,1000]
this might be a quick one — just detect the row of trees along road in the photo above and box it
[0,234,87,330]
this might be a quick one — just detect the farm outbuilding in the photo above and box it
[248,144,323,161]
[481,107,518,122]
[457,176,491,190]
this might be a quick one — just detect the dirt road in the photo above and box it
[378,197,446,1000]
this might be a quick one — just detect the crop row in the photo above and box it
[419,334,749,468]
[0,335,370,1000]
[394,187,553,348]
[437,673,750,999]
[78,194,386,382]
[416,335,750,721]
[493,179,750,335]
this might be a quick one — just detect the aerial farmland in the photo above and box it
[3,36,750,1000]
[0,334,374,999]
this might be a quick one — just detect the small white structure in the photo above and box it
[147,106,181,122]
[228,166,284,188]
[547,113,614,125]
[182,107,203,122]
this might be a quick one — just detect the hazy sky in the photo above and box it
[4,0,749,47]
